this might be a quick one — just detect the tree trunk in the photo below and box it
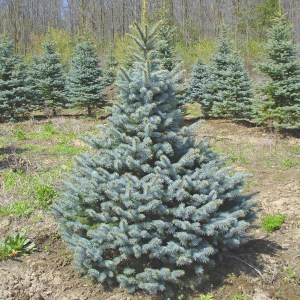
[87,106,92,117]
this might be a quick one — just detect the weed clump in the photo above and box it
[262,213,285,232]
[35,184,58,209]
[0,232,35,260]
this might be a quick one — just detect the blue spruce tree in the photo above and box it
[31,41,66,115]
[187,60,213,114]
[53,23,254,295]
[67,41,105,116]
[206,26,253,119]
[255,13,300,129]
[0,37,33,118]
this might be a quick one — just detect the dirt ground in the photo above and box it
[0,116,299,300]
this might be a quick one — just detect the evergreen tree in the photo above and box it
[31,41,66,115]
[0,37,33,118]
[156,20,177,71]
[255,13,300,129]
[103,49,118,88]
[53,23,254,295]
[187,60,213,114]
[205,26,253,119]
[9,63,35,117]
[67,41,105,116]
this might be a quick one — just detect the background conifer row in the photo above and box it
[187,13,300,128]
[0,13,299,129]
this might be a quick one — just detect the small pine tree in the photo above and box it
[255,13,300,129]
[10,63,35,116]
[31,41,66,115]
[67,41,105,116]
[103,49,118,88]
[53,23,254,296]
[205,26,253,119]
[187,60,213,113]
[0,37,33,118]
[156,20,177,71]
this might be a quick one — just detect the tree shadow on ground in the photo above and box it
[0,147,30,171]
[0,147,28,156]
[177,238,281,299]
[233,120,300,138]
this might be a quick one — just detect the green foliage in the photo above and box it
[262,213,286,232]
[43,122,56,134]
[0,200,33,218]
[0,244,11,260]
[187,60,212,110]
[256,0,281,34]
[29,27,76,67]
[2,169,24,189]
[280,158,293,168]
[49,140,85,155]
[14,128,27,140]
[103,48,118,88]
[114,33,134,68]
[176,39,216,72]
[255,13,300,129]
[283,266,299,283]
[67,40,105,116]
[204,25,253,119]
[35,184,58,209]
[156,20,178,71]
[31,40,66,113]
[227,154,250,165]
[0,232,35,260]
[54,22,253,296]
[0,36,34,117]
[231,294,248,300]
[198,294,214,300]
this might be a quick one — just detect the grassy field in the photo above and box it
[0,106,299,300]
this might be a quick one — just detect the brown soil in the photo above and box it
[0,119,299,300]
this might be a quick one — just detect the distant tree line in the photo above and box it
[0,0,300,53]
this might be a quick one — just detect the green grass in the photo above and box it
[228,153,250,165]
[2,169,39,193]
[280,158,300,168]
[14,128,27,140]
[49,140,86,155]
[0,185,57,217]
[197,294,214,300]
[262,214,286,233]
[283,266,299,284]
[185,102,202,117]
[0,168,61,217]
[2,169,27,189]
[0,200,33,217]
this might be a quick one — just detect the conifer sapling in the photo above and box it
[205,26,253,119]
[256,13,300,129]
[187,60,212,114]
[31,41,66,115]
[53,23,254,295]
[103,48,118,88]
[0,37,33,118]
[67,41,105,116]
